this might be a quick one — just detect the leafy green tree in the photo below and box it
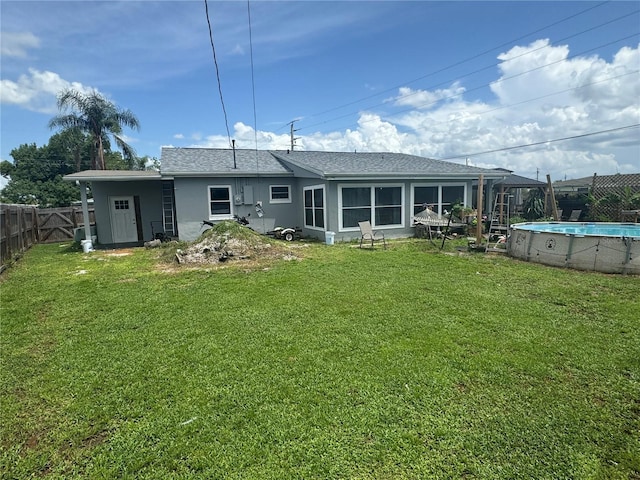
[522,189,545,220]
[0,141,81,207]
[47,128,93,172]
[48,89,140,170]
[0,160,15,178]
[104,151,130,170]
[593,187,640,221]
[133,155,160,171]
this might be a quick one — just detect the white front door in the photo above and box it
[109,196,138,243]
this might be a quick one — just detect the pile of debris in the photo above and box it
[173,220,294,265]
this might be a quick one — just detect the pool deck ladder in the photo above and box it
[486,191,510,253]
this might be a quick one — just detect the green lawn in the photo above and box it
[1,240,639,479]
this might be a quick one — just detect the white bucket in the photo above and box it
[81,239,93,253]
[325,231,335,245]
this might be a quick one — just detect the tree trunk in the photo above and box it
[74,147,81,172]
[95,136,104,170]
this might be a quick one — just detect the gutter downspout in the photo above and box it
[80,181,93,251]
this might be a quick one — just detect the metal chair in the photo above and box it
[358,221,386,249]
[568,210,582,222]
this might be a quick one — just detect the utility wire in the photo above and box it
[369,9,640,117]
[412,70,639,132]
[439,124,640,160]
[299,1,613,123]
[312,31,639,134]
[252,35,638,151]
[247,0,259,153]
[204,0,232,147]
[300,24,639,132]
[247,0,265,231]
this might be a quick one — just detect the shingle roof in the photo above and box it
[553,173,640,190]
[160,147,506,179]
[495,173,546,188]
[160,147,291,176]
[553,176,593,188]
[269,150,504,178]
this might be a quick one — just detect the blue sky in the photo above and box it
[1,0,639,187]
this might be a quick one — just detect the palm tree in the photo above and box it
[48,89,140,170]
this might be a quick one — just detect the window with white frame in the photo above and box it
[340,185,403,229]
[208,185,232,219]
[303,185,325,229]
[412,184,466,215]
[269,185,291,203]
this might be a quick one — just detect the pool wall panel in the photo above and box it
[507,225,639,275]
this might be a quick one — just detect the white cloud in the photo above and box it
[391,83,466,110]
[195,122,292,150]
[0,32,40,57]
[189,36,639,185]
[0,68,95,113]
[173,133,185,139]
[351,41,640,180]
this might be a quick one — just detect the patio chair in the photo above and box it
[568,209,582,222]
[358,221,386,249]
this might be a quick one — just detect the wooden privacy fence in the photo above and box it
[37,206,95,243]
[1,205,38,271]
[1,204,95,272]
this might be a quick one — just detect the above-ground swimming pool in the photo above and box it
[507,222,640,274]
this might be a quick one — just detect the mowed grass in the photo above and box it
[1,240,638,479]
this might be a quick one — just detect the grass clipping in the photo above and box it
[175,221,294,265]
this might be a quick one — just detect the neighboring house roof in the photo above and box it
[161,147,292,177]
[269,150,505,179]
[64,170,161,182]
[495,173,546,188]
[553,176,593,190]
[554,173,640,191]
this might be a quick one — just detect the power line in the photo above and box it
[365,9,639,120]
[247,0,258,152]
[309,31,639,135]
[249,67,637,150]
[439,124,640,160]
[204,0,232,147]
[411,70,639,133]
[298,1,614,125]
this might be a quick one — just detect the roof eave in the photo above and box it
[63,172,161,182]
[162,171,293,178]
[324,172,507,181]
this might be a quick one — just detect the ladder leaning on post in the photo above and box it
[486,191,510,252]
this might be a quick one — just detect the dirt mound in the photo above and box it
[175,221,294,265]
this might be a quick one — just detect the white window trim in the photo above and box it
[338,183,405,232]
[410,182,468,217]
[269,184,292,204]
[207,185,234,220]
[303,184,326,231]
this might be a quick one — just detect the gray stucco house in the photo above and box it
[64,147,507,247]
